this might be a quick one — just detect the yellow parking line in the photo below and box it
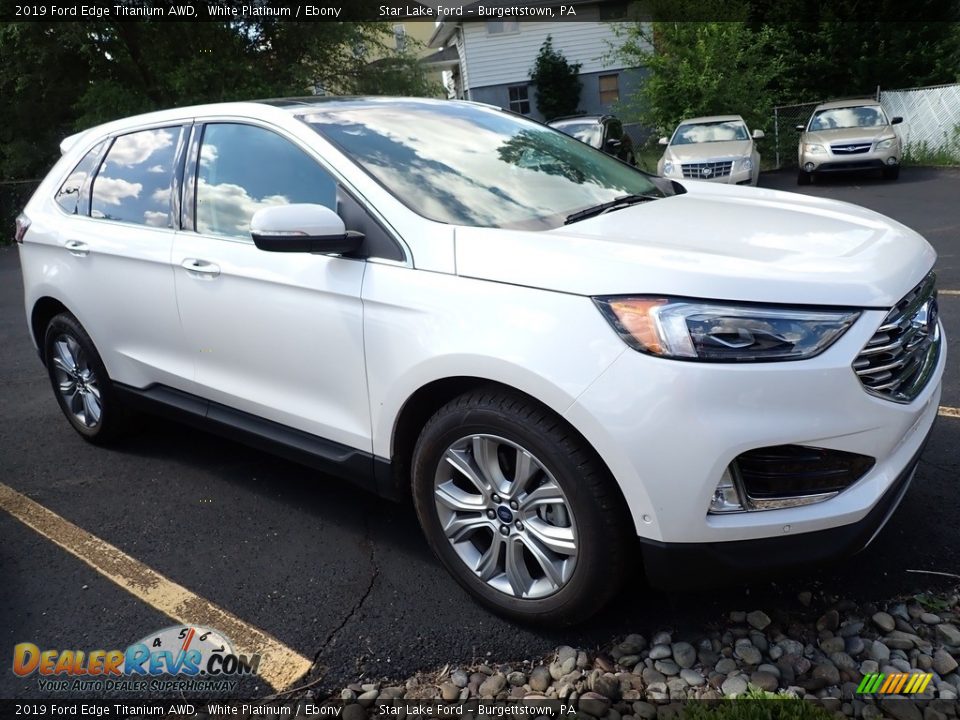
[940,290,960,296]
[940,406,960,418]
[0,482,312,691]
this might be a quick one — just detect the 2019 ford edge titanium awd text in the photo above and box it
[16,98,944,623]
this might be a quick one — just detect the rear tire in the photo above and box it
[43,312,134,444]
[797,170,813,186]
[411,387,633,625]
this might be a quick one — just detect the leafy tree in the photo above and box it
[616,20,784,135]
[530,35,582,120]
[0,6,440,234]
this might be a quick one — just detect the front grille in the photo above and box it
[853,272,941,403]
[681,160,733,179]
[831,142,872,155]
[736,445,875,506]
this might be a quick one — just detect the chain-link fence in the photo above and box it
[771,83,960,170]
[1,180,41,244]
[771,101,823,170]
[881,83,960,162]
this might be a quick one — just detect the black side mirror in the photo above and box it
[795,124,806,132]
[606,138,622,150]
[250,204,363,255]
[891,116,903,125]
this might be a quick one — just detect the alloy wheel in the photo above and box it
[50,333,102,428]
[433,434,578,599]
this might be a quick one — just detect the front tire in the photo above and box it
[411,388,632,625]
[883,165,900,181]
[43,312,132,444]
[797,170,813,185]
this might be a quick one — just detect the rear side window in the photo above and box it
[91,126,182,227]
[55,141,106,215]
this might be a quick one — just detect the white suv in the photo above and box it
[15,98,944,623]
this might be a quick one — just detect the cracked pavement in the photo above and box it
[1,167,959,699]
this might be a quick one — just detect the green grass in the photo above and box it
[684,689,836,720]
[902,126,960,167]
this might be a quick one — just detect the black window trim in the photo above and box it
[183,118,409,264]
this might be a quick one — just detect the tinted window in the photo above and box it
[195,123,337,239]
[810,106,887,130]
[55,141,106,215]
[91,127,181,227]
[305,99,663,230]
[671,121,749,145]
[551,121,603,149]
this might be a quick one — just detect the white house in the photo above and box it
[425,0,647,121]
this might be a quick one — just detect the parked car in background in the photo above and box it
[548,114,636,165]
[657,115,763,186]
[797,99,903,184]
[16,97,943,624]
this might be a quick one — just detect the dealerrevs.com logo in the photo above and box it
[12,626,261,693]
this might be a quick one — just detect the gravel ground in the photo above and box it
[309,589,960,719]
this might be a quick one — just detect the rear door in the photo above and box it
[48,124,193,390]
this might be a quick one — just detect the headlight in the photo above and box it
[663,161,674,176]
[803,144,825,154]
[594,297,860,362]
[876,137,896,150]
[741,157,753,172]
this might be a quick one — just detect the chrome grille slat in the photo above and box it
[831,142,872,155]
[852,272,940,404]
[681,160,733,179]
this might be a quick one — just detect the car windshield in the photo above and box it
[809,106,887,130]
[671,120,749,145]
[303,100,662,230]
[550,121,604,149]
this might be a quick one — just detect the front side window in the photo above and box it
[671,120,749,145]
[508,85,531,115]
[55,141,106,215]
[304,99,664,230]
[809,106,888,131]
[195,123,336,239]
[90,127,181,227]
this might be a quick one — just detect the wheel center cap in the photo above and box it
[496,506,513,523]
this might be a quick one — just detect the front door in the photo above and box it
[172,122,370,452]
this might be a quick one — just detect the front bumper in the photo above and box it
[799,145,900,174]
[638,424,930,588]
[563,310,945,548]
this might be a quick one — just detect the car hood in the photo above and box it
[454,182,934,308]
[803,126,893,145]
[664,140,752,162]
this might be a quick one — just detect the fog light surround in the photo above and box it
[708,445,875,515]
[709,466,746,514]
[803,162,815,172]
[887,157,898,166]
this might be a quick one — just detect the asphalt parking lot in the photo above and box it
[1,166,959,699]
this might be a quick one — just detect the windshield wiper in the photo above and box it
[564,194,659,225]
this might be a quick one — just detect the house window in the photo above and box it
[599,3,630,20]
[487,20,520,34]
[508,85,531,115]
[393,24,407,52]
[599,74,620,104]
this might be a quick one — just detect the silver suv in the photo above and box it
[797,99,903,185]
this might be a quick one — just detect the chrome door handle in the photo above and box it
[181,258,221,278]
[65,240,89,257]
